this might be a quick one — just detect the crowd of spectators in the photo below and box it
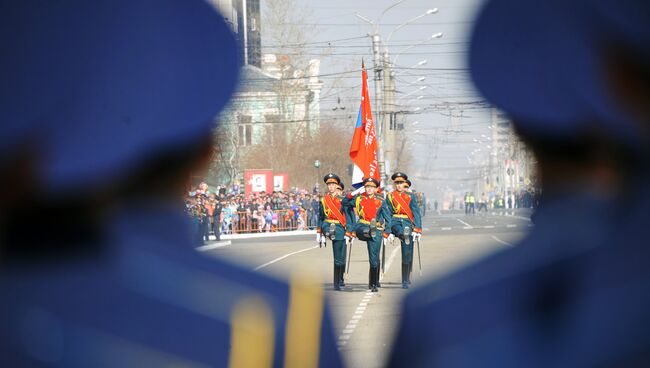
[185,182,430,244]
[185,182,325,244]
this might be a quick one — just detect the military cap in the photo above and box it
[362,177,380,188]
[404,179,412,188]
[33,0,241,191]
[1,2,65,162]
[469,0,641,142]
[338,182,345,191]
[323,173,341,185]
[391,172,409,182]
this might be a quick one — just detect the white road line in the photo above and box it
[511,215,532,221]
[484,225,495,229]
[253,246,319,271]
[456,218,474,229]
[491,235,513,247]
[196,241,231,251]
[441,227,452,231]
[337,246,401,348]
[506,224,517,228]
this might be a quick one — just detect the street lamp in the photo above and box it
[385,8,439,44]
[393,32,444,66]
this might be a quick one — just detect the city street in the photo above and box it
[200,210,531,368]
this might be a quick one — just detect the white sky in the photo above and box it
[261,0,493,200]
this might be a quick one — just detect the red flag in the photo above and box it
[349,64,379,187]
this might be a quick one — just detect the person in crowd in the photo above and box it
[0,2,344,366]
[388,0,648,366]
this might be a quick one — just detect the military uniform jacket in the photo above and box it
[0,205,344,368]
[386,193,621,368]
[385,190,422,232]
[317,194,350,239]
[342,192,391,236]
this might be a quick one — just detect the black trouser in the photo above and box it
[212,215,221,240]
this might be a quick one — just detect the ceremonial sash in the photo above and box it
[390,192,414,223]
[355,195,381,222]
[322,195,346,226]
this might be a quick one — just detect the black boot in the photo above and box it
[333,265,341,291]
[370,267,379,292]
[339,265,346,287]
[408,261,413,285]
[402,264,409,289]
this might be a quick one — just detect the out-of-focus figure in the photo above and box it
[387,0,650,366]
[0,1,343,367]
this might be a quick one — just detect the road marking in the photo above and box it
[253,246,319,271]
[491,235,513,246]
[456,218,474,229]
[423,227,430,231]
[441,227,452,231]
[484,225,495,229]
[511,215,531,221]
[337,246,401,349]
[196,241,231,251]
[506,224,517,228]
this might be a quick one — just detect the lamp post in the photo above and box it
[356,3,439,183]
[314,159,321,192]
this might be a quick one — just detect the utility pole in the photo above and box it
[383,50,395,175]
[370,33,387,184]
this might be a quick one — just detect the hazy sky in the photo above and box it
[261,0,492,199]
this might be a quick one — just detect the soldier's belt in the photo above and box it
[392,214,409,219]
[359,219,384,229]
[325,219,341,224]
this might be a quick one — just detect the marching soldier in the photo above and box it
[386,172,422,289]
[317,173,348,291]
[343,177,391,292]
[337,180,354,287]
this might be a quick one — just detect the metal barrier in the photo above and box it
[225,210,308,234]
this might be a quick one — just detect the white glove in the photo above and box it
[387,234,395,243]
[345,235,352,243]
[351,186,365,196]
[382,237,390,246]
[412,232,421,242]
[316,233,322,243]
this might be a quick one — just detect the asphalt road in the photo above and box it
[200,210,531,368]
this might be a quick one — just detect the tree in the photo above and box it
[242,120,352,189]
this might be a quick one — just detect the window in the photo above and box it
[238,115,252,146]
[265,114,284,145]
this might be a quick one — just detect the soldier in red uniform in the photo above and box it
[386,172,422,289]
[317,173,348,291]
[342,177,391,292]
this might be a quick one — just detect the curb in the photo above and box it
[209,230,316,241]
[196,240,232,251]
